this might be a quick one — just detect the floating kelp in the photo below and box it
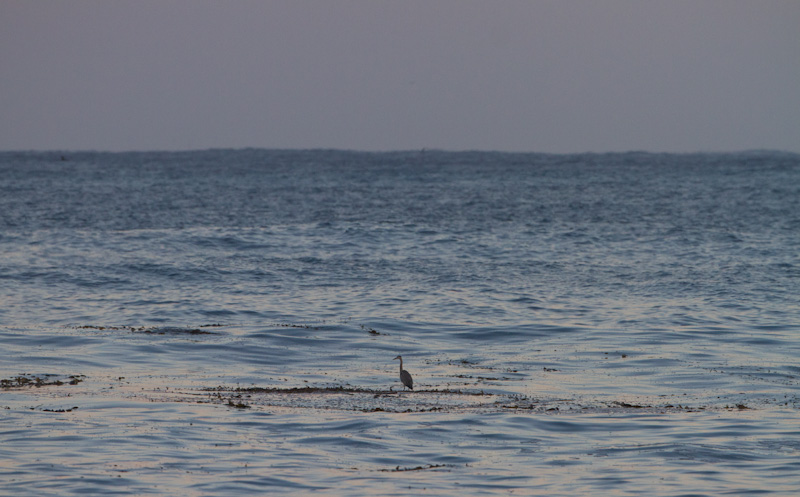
[378,464,452,472]
[182,383,733,415]
[73,325,218,335]
[204,385,492,396]
[1,374,85,389]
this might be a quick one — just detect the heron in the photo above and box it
[393,355,413,391]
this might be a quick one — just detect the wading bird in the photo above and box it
[393,355,413,391]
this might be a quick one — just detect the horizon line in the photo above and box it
[1,147,798,157]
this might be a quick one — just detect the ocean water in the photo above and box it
[1,149,798,496]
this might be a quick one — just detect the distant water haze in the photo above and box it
[1,1,799,153]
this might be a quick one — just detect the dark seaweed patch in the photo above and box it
[73,325,217,335]
[360,325,384,335]
[204,385,491,396]
[226,399,251,409]
[137,327,214,335]
[272,323,321,330]
[1,374,85,389]
[378,464,451,472]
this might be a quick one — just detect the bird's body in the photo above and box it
[393,355,413,390]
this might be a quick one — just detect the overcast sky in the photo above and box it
[1,1,798,153]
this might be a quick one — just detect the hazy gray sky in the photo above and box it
[1,1,798,153]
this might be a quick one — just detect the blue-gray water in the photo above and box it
[1,149,799,496]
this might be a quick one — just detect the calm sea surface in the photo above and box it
[1,150,799,495]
